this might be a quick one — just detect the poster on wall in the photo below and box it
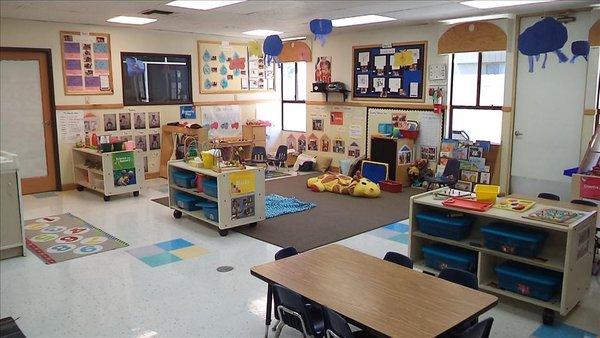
[118,113,131,130]
[333,139,345,154]
[148,112,160,128]
[60,31,113,95]
[113,152,136,187]
[202,105,242,138]
[231,195,255,220]
[199,41,248,93]
[312,118,324,131]
[103,113,116,132]
[149,133,161,150]
[320,135,330,152]
[134,112,146,130]
[287,134,297,151]
[308,134,319,151]
[180,105,196,119]
[57,110,85,143]
[330,111,344,125]
[315,56,332,83]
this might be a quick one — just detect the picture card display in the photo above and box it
[61,31,113,94]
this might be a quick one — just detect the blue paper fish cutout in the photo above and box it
[570,40,590,63]
[518,17,568,72]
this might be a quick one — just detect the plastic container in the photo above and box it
[481,222,548,258]
[198,201,219,221]
[195,174,204,193]
[400,130,419,139]
[201,151,215,169]
[124,141,135,151]
[422,243,478,273]
[100,143,112,153]
[174,192,202,211]
[378,123,393,135]
[474,184,500,202]
[380,180,402,193]
[416,210,473,240]
[203,178,218,197]
[495,261,562,301]
[172,171,197,188]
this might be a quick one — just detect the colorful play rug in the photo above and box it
[126,238,207,268]
[24,213,128,264]
[265,194,316,218]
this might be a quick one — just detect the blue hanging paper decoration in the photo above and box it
[202,50,211,62]
[518,17,568,73]
[263,35,283,65]
[125,57,145,75]
[310,19,333,46]
[220,78,229,89]
[204,79,212,89]
[202,64,211,75]
[570,40,590,63]
[218,51,226,63]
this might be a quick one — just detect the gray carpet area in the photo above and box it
[235,174,421,252]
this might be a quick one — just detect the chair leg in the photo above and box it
[264,324,270,338]
[271,320,280,331]
[274,323,285,338]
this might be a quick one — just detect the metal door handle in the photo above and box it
[514,130,523,137]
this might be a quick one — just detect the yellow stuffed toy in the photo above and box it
[307,172,381,198]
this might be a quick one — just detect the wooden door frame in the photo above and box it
[0,47,61,191]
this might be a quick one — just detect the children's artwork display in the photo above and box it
[201,105,242,138]
[118,113,131,130]
[60,31,113,94]
[148,112,160,128]
[315,56,332,83]
[149,133,160,150]
[353,42,426,100]
[134,112,146,130]
[103,113,116,132]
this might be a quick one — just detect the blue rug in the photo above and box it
[265,194,316,219]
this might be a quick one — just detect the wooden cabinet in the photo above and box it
[242,125,266,148]
[369,136,414,185]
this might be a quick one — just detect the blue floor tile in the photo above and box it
[384,222,409,232]
[388,233,409,245]
[531,323,597,338]
[155,238,194,251]
[139,252,182,267]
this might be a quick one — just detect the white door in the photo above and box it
[510,13,592,199]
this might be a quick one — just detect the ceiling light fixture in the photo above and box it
[106,16,157,25]
[331,15,395,27]
[242,29,283,37]
[165,1,245,10]
[282,36,307,41]
[440,13,513,25]
[460,1,553,9]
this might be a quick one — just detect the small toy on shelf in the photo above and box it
[407,159,433,187]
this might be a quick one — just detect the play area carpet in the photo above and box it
[265,194,316,219]
[151,196,169,207]
[235,174,421,252]
[24,213,128,264]
[265,170,291,180]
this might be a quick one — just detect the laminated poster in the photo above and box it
[61,31,112,94]
[113,152,136,187]
[57,110,84,143]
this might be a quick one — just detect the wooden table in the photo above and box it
[251,244,498,337]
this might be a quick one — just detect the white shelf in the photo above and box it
[77,180,104,193]
[480,278,561,312]
[75,164,103,176]
[169,184,218,202]
[171,205,220,227]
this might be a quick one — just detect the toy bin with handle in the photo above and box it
[197,201,219,222]
[174,192,202,211]
[416,210,474,240]
[495,261,562,301]
[422,243,478,273]
[481,222,548,258]
[172,171,197,188]
[202,178,218,197]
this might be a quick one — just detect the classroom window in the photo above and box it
[281,62,307,132]
[449,51,505,144]
[121,52,192,106]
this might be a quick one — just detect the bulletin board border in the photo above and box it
[60,31,114,96]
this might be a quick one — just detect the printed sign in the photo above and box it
[112,152,137,187]
[230,170,255,195]
[580,176,600,200]
[180,105,196,119]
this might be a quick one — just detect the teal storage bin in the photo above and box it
[481,223,547,258]
[422,243,478,273]
[197,201,219,221]
[172,171,196,188]
[203,178,218,197]
[495,261,562,301]
[174,192,201,211]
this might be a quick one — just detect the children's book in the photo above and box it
[440,139,458,159]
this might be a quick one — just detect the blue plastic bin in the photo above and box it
[203,178,218,197]
[174,192,201,211]
[172,171,196,188]
[495,261,562,301]
[416,211,473,240]
[422,243,478,273]
[481,223,547,258]
[197,201,218,221]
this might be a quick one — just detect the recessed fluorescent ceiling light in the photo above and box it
[282,36,307,41]
[440,14,512,24]
[106,16,157,25]
[165,1,245,10]
[460,1,553,9]
[332,15,395,27]
[242,29,283,37]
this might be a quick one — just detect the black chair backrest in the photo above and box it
[459,317,494,338]
[275,145,288,160]
[538,193,560,201]
[570,199,598,207]
[323,307,354,338]
[275,246,298,260]
[383,252,413,269]
[251,146,267,160]
[443,158,461,180]
[272,284,315,336]
[439,268,479,290]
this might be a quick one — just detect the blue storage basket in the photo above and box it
[200,202,218,222]
[416,211,473,240]
[203,178,218,197]
[495,261,562,301]
[422,243,478,273]
[481,223,548,258]
[174,192,201,211]
[172,171,196,188]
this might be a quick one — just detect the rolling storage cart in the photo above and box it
[73,147,144,201]
[167,160,265,236]
[408,188,597,325]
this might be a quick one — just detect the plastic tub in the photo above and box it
[203,178,218,197]
[380,180,402,193]
[112,142,124,151]
[422,243,478,273]
[174,192,201,211]
[172,171,197,188]
[495,261,562,301]
[197,201,219,221]
[474,184,500,202]
[481,222,547,258]
[416,210,473,240]
[100,143,112,153]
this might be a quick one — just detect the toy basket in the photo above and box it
[474,184,500,202]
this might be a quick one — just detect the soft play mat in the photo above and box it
[265,194,316,219]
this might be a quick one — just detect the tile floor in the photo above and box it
[1,178,599,337]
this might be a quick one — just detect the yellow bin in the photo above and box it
[201,151,215,169]
[474,184,500,203]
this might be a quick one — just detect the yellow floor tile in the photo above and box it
[170,245,207,259]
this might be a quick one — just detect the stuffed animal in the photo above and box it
[307,172,381,198]
[407,159,433,186]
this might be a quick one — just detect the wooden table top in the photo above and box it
[251,244,498,337]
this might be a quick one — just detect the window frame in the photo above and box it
[448,52,504,140]
[281,62,307,132]
[120,52,193,106]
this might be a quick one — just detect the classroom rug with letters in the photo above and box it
[24,213,128,264]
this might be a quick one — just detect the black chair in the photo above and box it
[537,193,560,201]
[456,317,494,338]
[323,307,354,338]
[425,158,460,191]
[439,268,478,290]
[570,199,598,207]
[383,252,413,269]
[269,247,299,333]
[246,146,268,167]
[273,284,325,338]
[275,246,298,260]
[268,145,288,171]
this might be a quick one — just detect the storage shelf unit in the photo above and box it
[167,160,265,236]
[0,151,25,260]
[408,189,597,321]
[73,147,144,201]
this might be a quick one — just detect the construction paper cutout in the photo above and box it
[202,50,211,62]
[220,65,228,75]
[518,17,568,72]
[220,78,228,89]
[203,64,211,75]
[279,41,312,62]
[204,79,212,89]
[229,56,246,70]
[393,50,414,68]
[570,40,590,63]
[287,134,297,150]
[248,40,263,58]
[218,52,226,63]
[348,141,361,158]
[298,134,307,153]
[310,19,333,46]
[263,35,283,65]
[234,69,241,76]
[320,134,330,152]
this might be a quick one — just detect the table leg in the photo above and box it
[265,284,272,338]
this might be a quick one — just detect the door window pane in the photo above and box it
[452,52,478,106]
[282,103,306,132]
[452,109,502,144]
[480,51,506,106]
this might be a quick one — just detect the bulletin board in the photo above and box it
[198,41,274,93]
[352,41,427,101]
[60,31,113,95]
